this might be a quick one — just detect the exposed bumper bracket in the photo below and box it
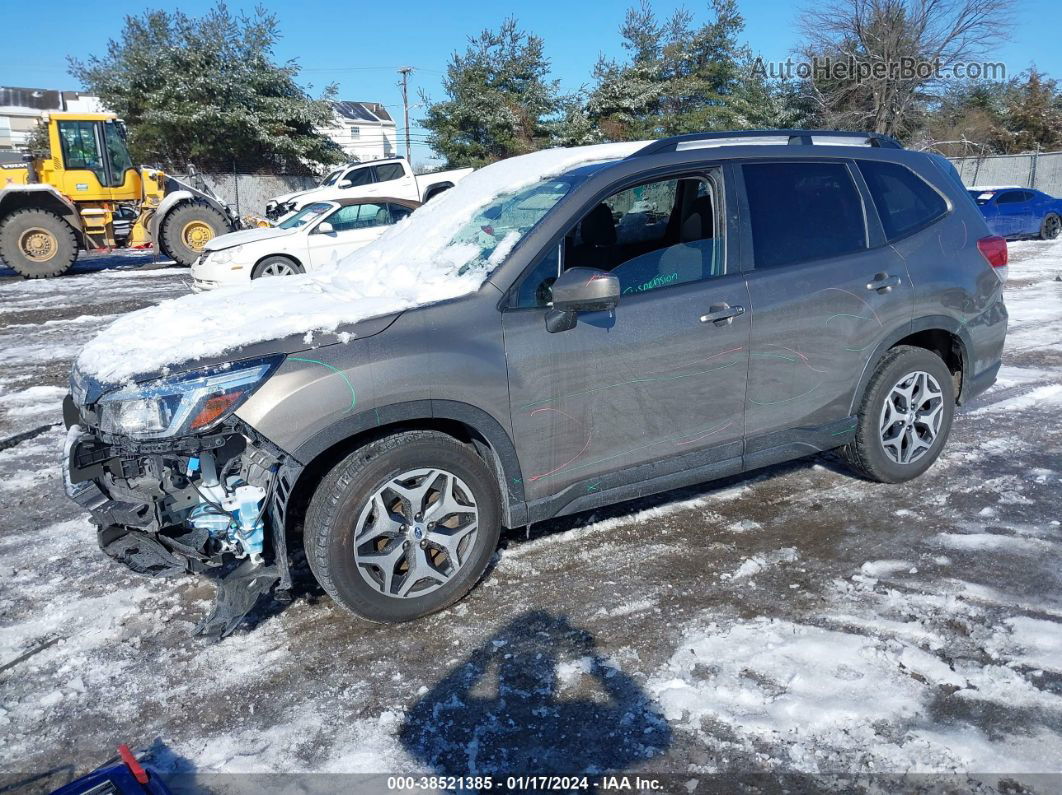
[194,559,280,638]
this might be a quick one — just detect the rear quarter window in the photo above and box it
[859,160,948,241]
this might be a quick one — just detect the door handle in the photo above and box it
[867,273,902,293]
[699,303,745,326]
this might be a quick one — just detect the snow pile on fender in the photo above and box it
[76,142,645,383]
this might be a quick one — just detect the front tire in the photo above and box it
[0,208,78,278]
[844,345,955,483]
[251,256,303,279]
[160,201,230,266]
[304,431,502,623]
[1040,213,1061,241]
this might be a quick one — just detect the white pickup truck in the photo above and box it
[265,158,473,220]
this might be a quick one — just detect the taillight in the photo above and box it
[977,235,1008,267]
[977,235,1008,283]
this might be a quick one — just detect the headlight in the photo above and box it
[97,357,281,439]
[209,245,244,265]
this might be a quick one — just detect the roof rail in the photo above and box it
[629,129,904,157]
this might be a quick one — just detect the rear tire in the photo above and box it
[251,256,304,279]
[0,208,78,278]
[160,201,230,266]
[1040,213,1061,241]
[304,431,502,623]
[843,345,955,483]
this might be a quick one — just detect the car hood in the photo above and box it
[271,187,318,206]
[204,227,296,252]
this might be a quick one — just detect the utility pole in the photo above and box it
[398,66,413,164]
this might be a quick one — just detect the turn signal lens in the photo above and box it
[189,392,241,431]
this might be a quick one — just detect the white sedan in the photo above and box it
[191,197,419,291]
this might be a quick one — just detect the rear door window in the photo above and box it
[858,160,948,241]
[373,163,406,183]
[388,203,413,222]
[742,161,867,269]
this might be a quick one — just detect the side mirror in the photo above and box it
[338,179,353,189]
[315,221,335,235]
[545,267,620,333]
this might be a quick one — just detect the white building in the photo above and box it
[0,87,103,153]
[325,101,398,162]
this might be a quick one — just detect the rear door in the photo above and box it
[372,162,417,200]
[502,170,749,505]
[736,159,911,455]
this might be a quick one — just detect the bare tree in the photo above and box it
[797,0,1014,137]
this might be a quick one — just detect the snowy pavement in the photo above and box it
[1,243,1060,792]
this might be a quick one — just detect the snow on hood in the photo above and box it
[203,226,296,251]
[76,141,646,383]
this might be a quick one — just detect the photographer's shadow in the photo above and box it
[400,610,670,780]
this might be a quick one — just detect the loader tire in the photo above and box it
[0,208,78,279]
[160,201,230,267]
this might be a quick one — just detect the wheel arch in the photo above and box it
[151,190,232,246]
[422,182,454,202]
[284,400,527,537]
[252,251,304,275]
[0,186,85,246]
[848,317,972,415]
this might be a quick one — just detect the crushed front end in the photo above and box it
[63,356,301,637]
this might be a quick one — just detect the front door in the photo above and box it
[306,202,393,267]
[502,172,749,505]
[737,159,912,445]
[55,119,111,201]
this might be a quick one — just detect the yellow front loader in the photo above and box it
[0,112,238,278]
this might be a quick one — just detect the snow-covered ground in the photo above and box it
[0,242,1060,792]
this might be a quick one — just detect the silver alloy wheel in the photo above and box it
[879,370,944,465]
[260,260,297,277]
[353,467,479,598]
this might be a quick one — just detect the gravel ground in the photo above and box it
[0,243,1060,793]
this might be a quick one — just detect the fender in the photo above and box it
[846,315,972,415]
[292,399,528,527]
[149,182,233,249]
[0,184,86,244]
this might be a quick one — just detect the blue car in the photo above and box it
[969,186,1062,240]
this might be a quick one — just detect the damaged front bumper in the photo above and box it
[63,397,302,636]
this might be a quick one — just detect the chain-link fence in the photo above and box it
[174,173,318,217]
[948,151,1062,193]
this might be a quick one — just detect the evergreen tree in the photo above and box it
[421,19,560,167]
[583,0,781,140]
[69,2,343,173]
[996,69,1062,153]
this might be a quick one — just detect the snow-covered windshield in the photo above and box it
[278,203,333,229]
[77,141,648,382]
[446,178,575,275]
[320,169,344,187]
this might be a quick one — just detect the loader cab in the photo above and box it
[47,113,141,202]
